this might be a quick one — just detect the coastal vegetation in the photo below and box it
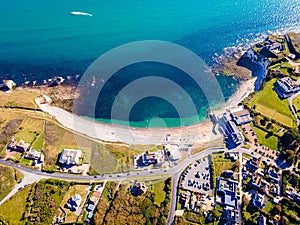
[0,185,32,225]
[0,165,23,201]
[92,178,172,225]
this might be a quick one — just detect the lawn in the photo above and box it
[212,153,236,177]
[60,184,90,223]
[0,165,23,201]
[252,125,279,150]
[14,117,45,144]
[246,78,295,128]
[0,184,32,224]
[32,132,44,150]
[152,179,166,206]
[293,94,300,118]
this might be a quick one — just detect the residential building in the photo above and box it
[59,149,82,165]
[25,149,41,160]
[89,191,101,204]
[275,77,300,98]
[65,194,82,211]
[225,152,238,161]
[142,151,157,166]
[258,215,267,225]
[216,178,238,209]
[268,169,279,183]
[252,193,265,208]
[131,182,147,195]
[8,139,30,153]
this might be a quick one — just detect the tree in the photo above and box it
[280,216,289,225]
[212,208,222,220]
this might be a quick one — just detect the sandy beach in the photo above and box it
[37,99,217,145]
[35,78,254,145]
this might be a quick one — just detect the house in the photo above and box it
[268,169,279,183]
[8,139,30,153]
[142,151,157,166]
[25,149,41,160]
[65,194,82,211]
[258,215,267,225]
[275,77,300,98]
[180,192,191,209]
[86,203,95,212]
[89,191,101,204]
[230,107,252,126]
[59,149,82,165]
[252,193,265,208]
[221,207,238,224]
[225,152,238,161]
[266,42,281,52]
[131,182,147,195]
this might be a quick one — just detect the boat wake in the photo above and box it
[70,11,92,17]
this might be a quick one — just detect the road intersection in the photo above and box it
[0,146,267,225]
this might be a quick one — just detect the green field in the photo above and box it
[152,179,167,206]
[0,184,32,225]
[246,79,295,128]
[0,165,23,201]
[252,125,279,150]
[212,153,237,177]
[293,94,300,118]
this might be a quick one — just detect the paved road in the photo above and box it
[0,146,266,224]
[288,92,300,128]
[0,170,44,205]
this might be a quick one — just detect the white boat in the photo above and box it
[70,11,92,17]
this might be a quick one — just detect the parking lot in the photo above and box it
[242,123,279,160]
[180,156,212,195]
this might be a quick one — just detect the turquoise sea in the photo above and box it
[1,0,299,127]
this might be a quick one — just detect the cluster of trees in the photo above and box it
[92,178,172,225]
[23,180,69,224]
[279,129,300,164]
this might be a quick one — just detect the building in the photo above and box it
[252,193,265,208]
[258,215,267,225]
[142,151,157,166]
[225,152,238,161]
[59,149,82,165]
[131,182,148,195]
[275,77,300,98]
[65,194,82,211]
[221,207,238,224]
[8,139,30,153]
[268,169,279,183]
[225,120,244,145]
[89,191,101,204]
[230,107,252,126]
[87,203,95,212]
[216,178,238,209]
[25,149,41,160]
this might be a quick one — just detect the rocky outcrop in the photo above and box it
[236,48,270,91]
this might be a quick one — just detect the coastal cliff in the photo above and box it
[213,32,300,91]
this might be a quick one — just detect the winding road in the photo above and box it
[1,146,265,225]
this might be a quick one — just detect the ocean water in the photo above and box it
[1,0,299,127]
